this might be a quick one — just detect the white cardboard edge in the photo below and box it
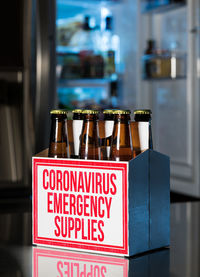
[32,156,129,164]
[32,242,129,258]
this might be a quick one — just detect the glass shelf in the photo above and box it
[58,76,118,87]
[143,76,186,81]
[57,0,122,9]
[141,0,186,14]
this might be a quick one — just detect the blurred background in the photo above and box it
[0,0,200,200]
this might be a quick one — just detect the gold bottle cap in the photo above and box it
[50,109,68,115]
[72,109,83,113]
[113,109,131,115]
[134,109,152,115]
[103,109,115,114]
[82,109,99,114]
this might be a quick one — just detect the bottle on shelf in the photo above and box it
[145,39,156,55]
[80,110,101,160]
[101,16,116,77]
[110,110,133,161]
[48,110,69,158]
[143,39,156,78]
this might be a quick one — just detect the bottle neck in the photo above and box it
[73,113,83,120]
[84,114,99,121]
[114,114,130,123]
[51,114,67,121]
[104,114,115,121]
[50,114,67,142]
[134,114,151,122]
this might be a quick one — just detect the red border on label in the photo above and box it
[33,247,128,277]
[33,158,128,255]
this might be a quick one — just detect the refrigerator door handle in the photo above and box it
[190,27,200,33]
[189,26,200,78]
[197,58,200,78]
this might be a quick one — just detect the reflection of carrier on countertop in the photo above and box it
[1,200,200,276]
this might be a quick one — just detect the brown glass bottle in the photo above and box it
[133,109,153,157]
[144,39,156,78]
[110,110,133,161]
[130,121,141,158]
[80,110,101,160]
[145,39,155,55]
[101,109,115,160]
[72,109,83,158]
[48,110,69,158]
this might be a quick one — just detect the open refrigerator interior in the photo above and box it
[138,3,187,161]
[137,0,200,196]
[56,0,138,113]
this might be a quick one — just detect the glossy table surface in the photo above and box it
[0,199,200,277]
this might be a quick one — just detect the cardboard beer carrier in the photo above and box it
[32,148,170,257]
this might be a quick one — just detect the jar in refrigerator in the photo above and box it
[150,50,171,79]
[80,110,101,160]
[48,110,69,158]
[60,53,81,80]
[110,110,133,161]
[72,109,83,159]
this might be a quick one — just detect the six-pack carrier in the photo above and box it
[32,148,170,257]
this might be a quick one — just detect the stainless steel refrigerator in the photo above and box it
[0,0,35,190]
[0,0,56,192]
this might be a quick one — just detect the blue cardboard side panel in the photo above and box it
[149,150,170,249]
[128,151,149,256]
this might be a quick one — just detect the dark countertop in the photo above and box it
[0,199,200,277]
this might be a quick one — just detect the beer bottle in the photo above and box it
[72,109,83,158]
[133,109,153,156]
[130,121,141,158]
[110,110,133,161]
[48,110,69,158]
[67,118,74,158]
[102,109,115,160]
[80,110,101,160]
